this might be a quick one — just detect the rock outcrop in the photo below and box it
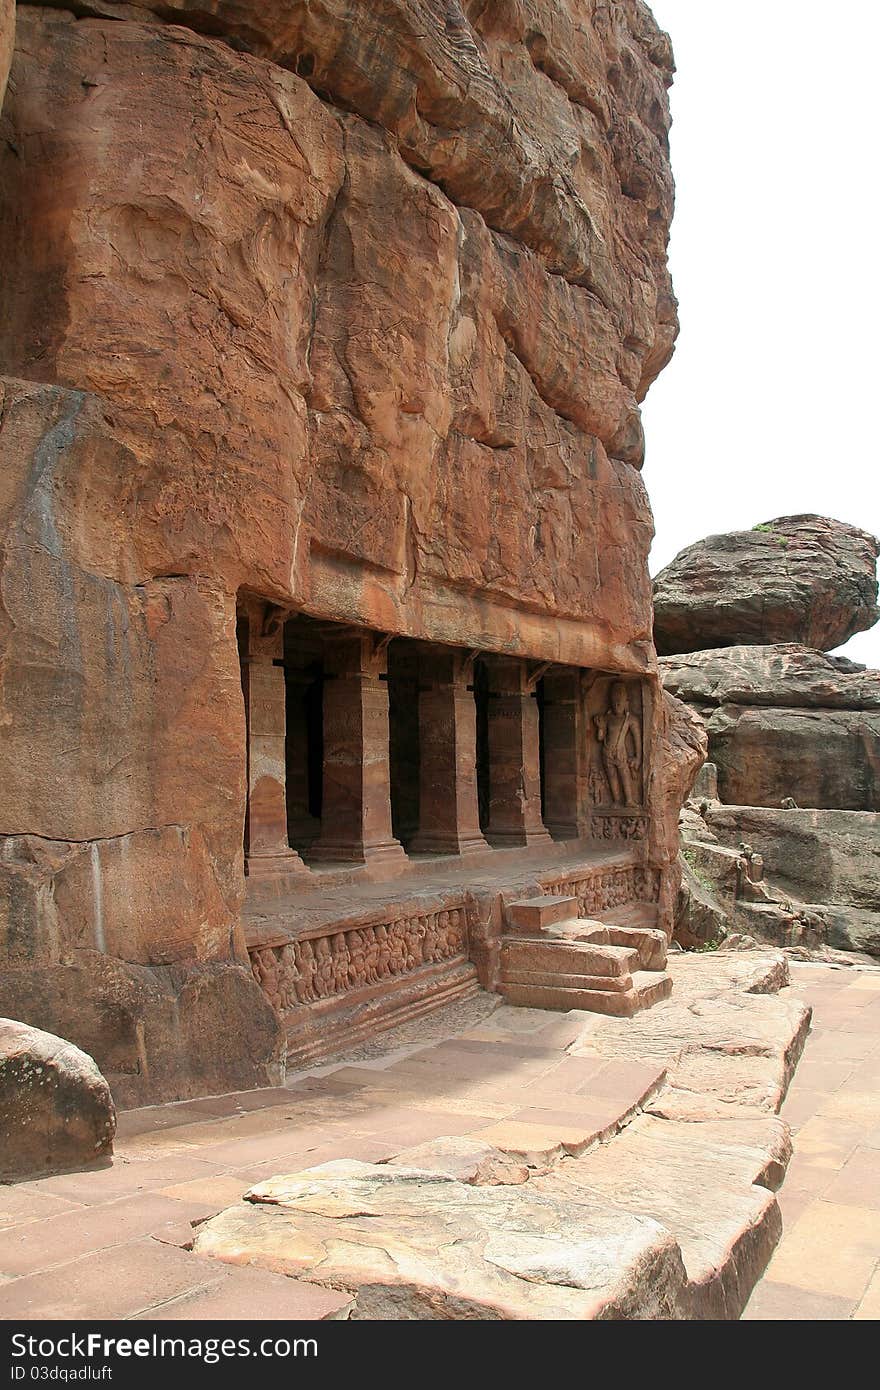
[0,1018,116,1179]
[658,518,880,957]
[661,645,880,811]
[0,4,683,1100]
[653,516,880,656]
[679,804,880,959]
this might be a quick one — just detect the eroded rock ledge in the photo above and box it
[193,952,809,1319]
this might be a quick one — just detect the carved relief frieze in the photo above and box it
[250,905,469,1016]
[544,864,658,917]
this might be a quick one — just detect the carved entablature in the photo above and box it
[590,813,650,842]
[544,864,658,917]
[585,675,650,830]
[249,904,469,1017]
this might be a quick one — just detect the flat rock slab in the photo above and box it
[550,1109,788,1319]
[194,950,811,1319]
[194,1159,688,1320]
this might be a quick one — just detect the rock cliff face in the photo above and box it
[654,516,880,656]
[658,518,880,957]
[661,645,880,811]
[0,4,681,1100]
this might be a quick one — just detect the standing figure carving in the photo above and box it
[593,682,642,806]
[294,939,318,1002]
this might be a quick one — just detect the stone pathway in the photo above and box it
[0,954,876,1319]
[743,961,880,1320]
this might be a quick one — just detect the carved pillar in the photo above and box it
[409,648,488,856]
[240,606,308,878]
[541,667,589,839]
[482,656,552,848]
[309,632,406,865]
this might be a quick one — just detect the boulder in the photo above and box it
[653,516,880,655]
[703,704,879,811]
[660,646,880,811]
[0,1018,116,1179]
[660,644,880,711]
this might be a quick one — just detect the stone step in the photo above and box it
[500,968,634,995]
[595,900,660,932]
[506,896,580,934]
[499,970,673,1018]
[544,918,667,971]
[501,936,639,980]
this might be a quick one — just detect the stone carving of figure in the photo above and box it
[347,929,367,988]
[252,948,282,1012]
[406,921,426,971]
[422,914,439,964]
[278,944,300,1012]
[446,908,464,955]
[375,924,392,979]
[593,682,642,807]
[360,926,377,984]
[391,922,408,974]
[332,933,350,993]
[315,937,334,997]
[294,939,318,1003]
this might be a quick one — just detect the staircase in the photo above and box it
[499,895,672,1017]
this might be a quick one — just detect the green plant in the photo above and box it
[752,523,772,532]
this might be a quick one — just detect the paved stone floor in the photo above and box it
[743,961,880,1320]
[0,957,877,1319]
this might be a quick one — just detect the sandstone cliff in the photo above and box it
[658,517,880,957]
[0,3,682,1100]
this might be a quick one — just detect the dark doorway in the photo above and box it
[283,617,325,853]
[236,609,251,865]
[387,640,420,846]
[474,658,490,832]
[536,676,547,820]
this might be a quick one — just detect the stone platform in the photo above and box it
[4,952,861,1320]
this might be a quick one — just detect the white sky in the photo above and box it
[641,0,880,667]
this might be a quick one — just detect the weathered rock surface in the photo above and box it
[0,1017,116,1179]
[704,704,879,811]
[661,645,880,810]
[0,5,672,639]
[653,516,880,655]
[0,0,13,108]
[0,4,682,1097]
[553,1111,787,1319]
[196,1159,689,1320]
[0,954,287,1108]
[661,644,880,711]
[698,804,880,958]
[195,953,808,1318]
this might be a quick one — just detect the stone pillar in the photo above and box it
[241,607,308,878]
[541,667,589,839]
[483,656,552,848]
[309,632,406,865]
[409,648,488,856]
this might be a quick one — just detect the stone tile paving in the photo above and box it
[2,957,877,1320]
[743,961,880,1320]
[0,993,667,1320]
